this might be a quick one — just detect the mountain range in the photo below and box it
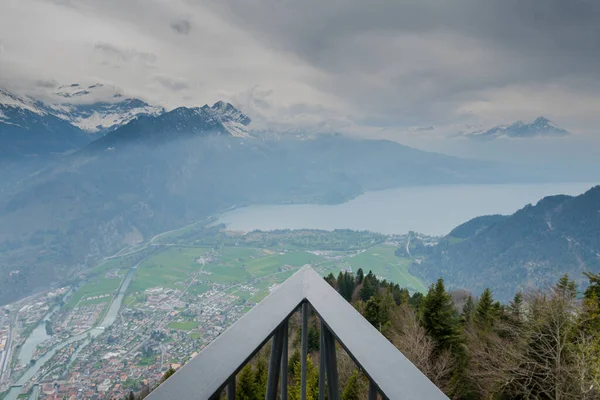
[0,84,591,304]
[0,86,255,157]
[464,117,570,140]
[412,185,600,300]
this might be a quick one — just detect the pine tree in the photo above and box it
[289,358,318,400]
[341,371,361,400]
[364,297,381,328]
[308,324,320,353]
[160,366,176,383]
[421,278,458,352]
[582,273,600,335]
[236,364,258,400]
[254,356,268,396]
[356,268,364,284]
[359,277,375,302]
[325,273,336,288]
[460,296,475,325]
[555,273,577,299]
[475,288,497,330]
[289,348,300,377]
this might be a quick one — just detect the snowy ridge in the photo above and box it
[201,101,252,137]
[50,84,164,133]
[465,117,570,139]
[0,88,48,116]
[0,85,164,134]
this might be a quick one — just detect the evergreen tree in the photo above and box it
[421,278,458,352]
[509,292,523,319]
[356,268,364,285]
[289,358,318,400]
[364,296,381,328]
[475,288,497,330]
[325,273,336,288]
[409,292,424,310]
[160,366,176,383]
[308,324,320,353]
[359,277,375,302]
[128,391,135,400]
[582,272,600,335]
[341,371,361,400]
[289,348,300,376]
[555,273,577,298]
[236,364,258,400]
[460,296,475,325]
[254,356,268,396]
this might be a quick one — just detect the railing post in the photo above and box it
[281,320,289,400]
[227,377,236,400]
[323,324,340,400]
[368,381,378,400]
[319,320,326,400]
[301,302,309,400]
[266,323,286,400]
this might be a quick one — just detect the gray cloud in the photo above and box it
[170,18,191,35]
[205,0,600,127]
[153,74,190,92]
[35,79,58,88]
[0,0,599,147]
[94,43,157,65]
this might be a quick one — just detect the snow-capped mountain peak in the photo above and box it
[464,116,570,140]
[0,88,47,116]
[200,101,252,137]
[47,83,165,133]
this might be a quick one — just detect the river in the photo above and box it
[218,182,598,235]
[4,267,136,400]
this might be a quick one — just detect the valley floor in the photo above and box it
[0,224,429,400]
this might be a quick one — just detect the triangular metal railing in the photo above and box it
[146,266,448,400]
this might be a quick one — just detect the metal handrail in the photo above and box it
[146,266,448,400]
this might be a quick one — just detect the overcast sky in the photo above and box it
[1,0,599,148]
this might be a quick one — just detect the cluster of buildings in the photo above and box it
[60,304,106,335]
[27,277,251,399]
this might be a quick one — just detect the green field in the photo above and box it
[340,245,427,293]
[167,321,199,331]
[123,236,425,310]
[189,332,202,340]
[67,277,122,308]
[128,247,215,293]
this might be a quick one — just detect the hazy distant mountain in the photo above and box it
[465,117,570,140]
[0,89,89,156]
[413,185,600,300]
[49,83,164,134]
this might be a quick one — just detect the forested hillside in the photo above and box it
[414,185,600,300]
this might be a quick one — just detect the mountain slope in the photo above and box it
[84,105,235,152]
[465,117,570,140]
[0,89,89,156]
[413,186,600,300]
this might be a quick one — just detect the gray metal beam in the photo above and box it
[266,324,286,400]
[301,302,309,400]
[323,325,340,400]
[319,321,326,400]
[369,381,378,400]
[228,377,236,400]
[281,320,289,400]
